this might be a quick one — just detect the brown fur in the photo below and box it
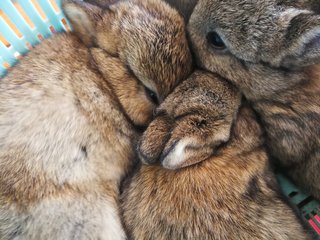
[121,71,313,240]
[0,0,192,239]
[85,0,119,8]
[163,0,198,22]
[166,0,320,200]
[279,0,320,12]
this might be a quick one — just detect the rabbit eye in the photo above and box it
[207,32,226,50]
[145,87,159,105]
[196,119,207,128]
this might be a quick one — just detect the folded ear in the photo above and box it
[280,10,320,68]
[160,138,214,170]
[63,0,103,46]
[164,0,198,22]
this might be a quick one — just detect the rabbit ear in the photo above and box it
[164,0,198,22]
[63,0,103,46]
[279,9,320,68]
[160,139,213,170]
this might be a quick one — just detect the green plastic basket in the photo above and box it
[0,0,70,77]
[277,174,320,238]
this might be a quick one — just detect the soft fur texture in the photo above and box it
[85,0,119,8]
[0,0,192,239]
[121,71,313,240]
[163,0,198,22]
[166,0,320,200]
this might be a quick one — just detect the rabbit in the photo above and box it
[164,0,320,200]
[121,70,313,240]
[0,0,192,239]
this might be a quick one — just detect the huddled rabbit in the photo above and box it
[168,0,320,200]
[121,71,313,240]
[0,0,192,239]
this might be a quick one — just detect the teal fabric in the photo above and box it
[0,0,68,77]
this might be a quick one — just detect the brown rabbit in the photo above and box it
[121,71,313,240]
[0,0,192,239]
[165,0,320,200]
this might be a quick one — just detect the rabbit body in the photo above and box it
[121,71,312,240]
[0,0,192,239]
[165,0,320,199]
[0,34,133,240]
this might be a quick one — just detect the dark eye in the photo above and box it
[145,87,159,105]
[207,32,226,50]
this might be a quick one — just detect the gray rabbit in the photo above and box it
[167,0,320,200]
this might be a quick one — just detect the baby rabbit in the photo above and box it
[168,0,320,199]
[121,71,313,240]
[0,0,192,239]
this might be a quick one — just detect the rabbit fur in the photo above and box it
[0,0,192,239]
[167,0,320,200]
[121,71,314,240]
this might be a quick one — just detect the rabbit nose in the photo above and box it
[154,109,169,118]
[153,108,157,117]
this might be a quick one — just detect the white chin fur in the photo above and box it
[162,139,190,170]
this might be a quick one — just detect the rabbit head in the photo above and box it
[190,0,320,66]
[63,0,193,127]
[165,0,320,99]
[138,71,241,170]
